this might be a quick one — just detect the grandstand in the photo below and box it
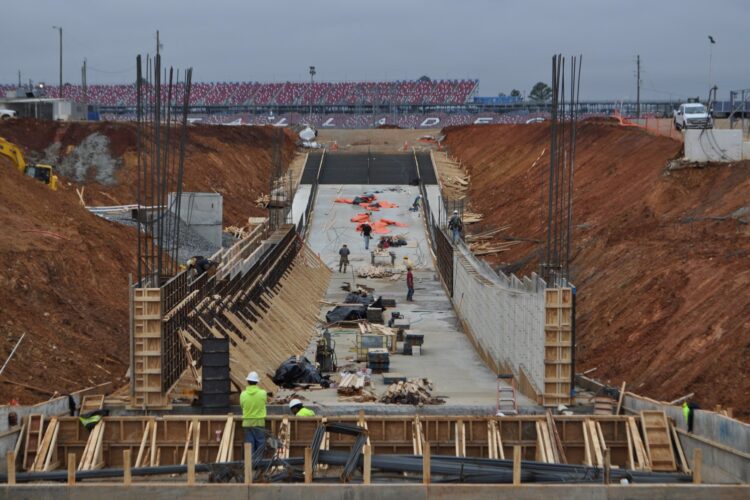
[1,79,479,107]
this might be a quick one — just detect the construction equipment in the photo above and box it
[0,136,58,190]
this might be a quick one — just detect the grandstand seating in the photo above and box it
[8,79,478,107]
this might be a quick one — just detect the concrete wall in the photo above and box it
[169,192,223,247]
[684,129,743,162]
[1,483,747,500]
[623,393,750,484]
[451,246,546,396]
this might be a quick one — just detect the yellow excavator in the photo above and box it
[0,136,58,190]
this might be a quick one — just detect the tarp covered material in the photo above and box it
[326,305,366,323]
[344,292,374,305]
[357,219,408,235]
[271,356,331,388]
[351,213,371,223]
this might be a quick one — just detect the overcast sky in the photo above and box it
[1,0,746,100]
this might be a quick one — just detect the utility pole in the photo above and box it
[309,65,316,124]
[17,70,21,88]
[636,55,641,119]
[52,26,63,98]
[81,58,88,111]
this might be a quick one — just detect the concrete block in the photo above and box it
[685,129,743,162]
[743,141,750,160]
[168,192,223,247]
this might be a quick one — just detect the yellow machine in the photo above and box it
[0,136,58,190]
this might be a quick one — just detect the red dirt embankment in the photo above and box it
[0,160,138,402]
[444,122,750,419]
[0,119,296,225]
[0,119,296,404]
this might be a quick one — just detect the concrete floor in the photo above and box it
[286,184,532,410]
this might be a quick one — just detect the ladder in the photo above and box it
[23,414,44,470]
[496,375,518,415]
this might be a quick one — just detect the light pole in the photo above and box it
[309,65,316,124]
[708,35,716,92]
[52,26,63,98]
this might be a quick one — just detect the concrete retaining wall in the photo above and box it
[451,245,546,396]
[684,129,743,162]
[169,192,223,247]
[1,483,746,499]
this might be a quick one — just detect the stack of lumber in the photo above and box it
[465,226,510,243]
[380,378,445,405]
[357,265,400,279]
[337,372,377,402]
[337,373,366,395]
[462,212,484,224]
[433,151,469,200]
[468,240,522,256]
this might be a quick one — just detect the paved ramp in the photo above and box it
[302,172,531,408]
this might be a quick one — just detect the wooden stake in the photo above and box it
[512,445,521,486]
[123,449,132,485]
[422,441,431,485]
[363,444,371,484]
[692,448,702,484]
[67,453,76,485]
[187,451,195,485]
[604,448,611,484]
[244,443,253,484]
[304,447,313,484]
[6,451,15,485]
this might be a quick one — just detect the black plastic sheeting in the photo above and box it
[271,356,331,388]
[325,293,386,323]
[318,153,418,185]
[300,152,323,184]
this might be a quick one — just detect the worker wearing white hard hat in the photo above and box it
[240,371,267,451]
[288,398,315,417]
[448,210,463,243]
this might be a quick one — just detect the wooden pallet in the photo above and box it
[640,411,676,472]
[22,414,44,470]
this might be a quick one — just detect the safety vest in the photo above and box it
[297,407,315,417]
[240,385,267,427]
[79,414,102,430]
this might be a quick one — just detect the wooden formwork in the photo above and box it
[544,287,573,406]
[131,287,169,408]
[37,414,642,473]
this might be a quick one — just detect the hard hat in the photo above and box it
[246,371,260,383]
[453,210,458,214]
[288,399,303,409]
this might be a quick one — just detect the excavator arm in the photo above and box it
[0,136,28,173]
[0,136,58,190]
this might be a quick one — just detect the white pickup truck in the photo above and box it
[673,103,712,130]
[0,108,17,120]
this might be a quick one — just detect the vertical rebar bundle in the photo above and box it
[543,54,582,286]
[135,51,193,286]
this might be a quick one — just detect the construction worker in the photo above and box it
[240,371,267,452]
[288,399,315,416]
[448,210,463,243]
[187,256,217,277]
[406,266,415,301]
[361,222,373,250]
[410,194,422,211]
[338,244,350,273]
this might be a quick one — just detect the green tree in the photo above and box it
[498,92,506,97]
[510,89,521,97]
[529,82,552,102]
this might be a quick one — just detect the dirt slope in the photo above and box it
[444,121,750,419]
[0,160,138,403]
[0,119,296,404]
[0,119,296,225]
